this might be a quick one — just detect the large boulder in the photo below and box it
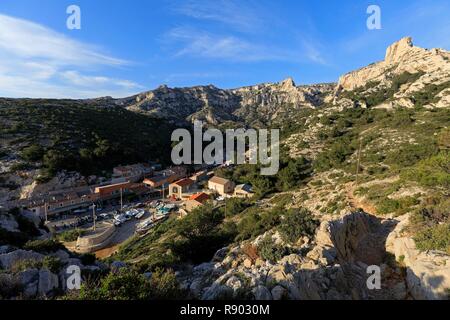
[252,285,272,300]
[189,277,205,298]
[0,250,44,270]
[37,270,59,296]
[329,212,398,299]
[0,245,13,254]
[0,214,19,232]
[330,212,393,266]
[51,250,70,263]
[202,283,233,300]
[271,285,287,300]
[17,269,39,298]
[386,213,450,300]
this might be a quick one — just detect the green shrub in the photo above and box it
[377,197,419,216]
[270,193,293,208]
[314,136,356,171]
[413,80,450,107]
[223,198,249,217]
[42,256,63,273]
[78,268,183,300]
[236,207,283,241]
[149,268,184,300]
[386,142,438,168]
[23,239,64,253]
[80,253,96,266]
[9,162,30,172]
[10,259,43,273]
[57,229,85,242]
[414,224,450,253]
[20,145,44,162]
[401,152,450,188]
[278,208,320,244]
[257,236,289,263]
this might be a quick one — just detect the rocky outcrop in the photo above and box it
[338,37,450,91]
[180,211,413,301]
[386,214,450,300]
[0,250,45,269]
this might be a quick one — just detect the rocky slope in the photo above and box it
[0,210,108,299]
[335,37,450,110]
[118,78,335,127]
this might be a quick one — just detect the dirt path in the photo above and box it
[345,183,378,215]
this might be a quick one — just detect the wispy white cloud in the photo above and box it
[0,14,140,98]
[174,0,264,33]
[164,26,327,65]
[167,1,328,66]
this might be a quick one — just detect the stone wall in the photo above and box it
[75,223,116,253]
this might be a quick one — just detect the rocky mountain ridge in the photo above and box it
[118,78,335,126]
[113,37,450,125]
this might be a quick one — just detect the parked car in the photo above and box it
[114,214,127,224]
[135,210,146,220]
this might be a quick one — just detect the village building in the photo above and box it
[23,188,99,218]
[184,192,211,212]
[208,176,235,196]
[234,184,254,198]
[189,170,208,183]
[144,166,187,188]
[168,178,196,200]
[112,163,153,183]
[94,181,132,200]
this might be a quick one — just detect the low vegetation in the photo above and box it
[0,100,176,180]
[78,268,183,300]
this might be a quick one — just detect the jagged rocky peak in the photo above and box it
[338,37,450,91]
[279,77,296,89]
[385,36,414,64]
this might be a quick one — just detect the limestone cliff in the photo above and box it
[338,37,450,91]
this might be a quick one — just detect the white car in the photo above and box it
[135,210,146,220]
[114,214,127,223]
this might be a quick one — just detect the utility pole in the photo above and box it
[355,138,363,186]
[44,201,48,223]
[120,188,123,212]
[92,203,96,231]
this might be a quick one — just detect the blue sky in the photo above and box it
[0,0,449,98]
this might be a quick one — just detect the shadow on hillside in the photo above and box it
[258,211,406,300]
